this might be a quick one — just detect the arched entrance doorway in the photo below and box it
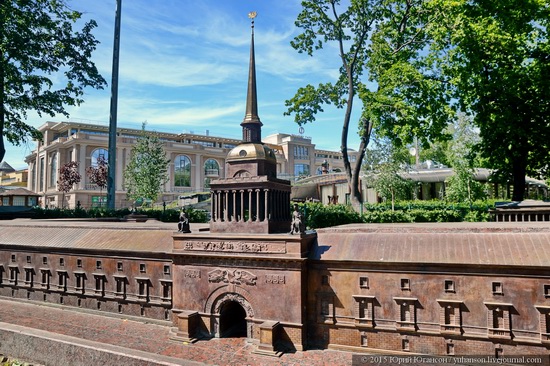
[219,301,247,337]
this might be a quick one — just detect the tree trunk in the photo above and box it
[0,44,5,163]
[350,121,373,207]
[511,158,527,201]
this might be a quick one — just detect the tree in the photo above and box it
[426,0,549,201]
[365,136,413,209]
[123,124,170,207]
[0,0,106,162]
[57,161,81,208]
[285,0,442,207]
[86,155,108,206]
[390,0,550,201]
[444,115,487,203]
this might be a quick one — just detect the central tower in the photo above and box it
[209,12,291,233]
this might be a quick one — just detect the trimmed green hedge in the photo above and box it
[30,199,498,228]
[30,207,209,223]
[298,200,499,229]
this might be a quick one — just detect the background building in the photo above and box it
[24,121,359,209]
[0,161,28,188]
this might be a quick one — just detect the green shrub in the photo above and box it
[363,210,413,223]
[300,202,362,229]
[30,207,209,223]
[144,208,209,223]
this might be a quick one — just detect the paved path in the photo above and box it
[0,298,355,366]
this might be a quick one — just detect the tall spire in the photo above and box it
[241,11,262,143]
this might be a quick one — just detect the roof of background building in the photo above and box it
[0,161,15,173]
[0,188,40,197]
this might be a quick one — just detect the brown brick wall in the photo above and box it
[309,262,550,355]
[0,249,172,322]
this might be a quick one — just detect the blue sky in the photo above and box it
[5,0,362,170]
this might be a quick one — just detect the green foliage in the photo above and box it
[365,1,453,150]
[2,358,29,366]
[300,202,363,229]
[143,208,209,223]
[426,0,550,200]
[365,0,550,201]
[362,210,413,223]
[0,0,106,161]
[368,138,415,205]
[297,200,495,229]
[285,0,391,205]
[30,207,209,223]
[123,123,170,205]
[445,170,488,203]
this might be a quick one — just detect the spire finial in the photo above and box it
[241,11,262,143]
[248,11,256,34]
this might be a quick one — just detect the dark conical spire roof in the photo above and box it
[0,161,15,173]
[241,12,262,143]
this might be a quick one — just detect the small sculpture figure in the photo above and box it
[290,203,306,235]
[178,210,191,233]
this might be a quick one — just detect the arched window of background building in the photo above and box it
[91,148,108,167]
[39,157,44,191]
[204,159,220,177]
[175,155,191,187]
[294,164,310,178]
[50,154,57,188]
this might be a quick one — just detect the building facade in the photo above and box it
[2,221,550,358]
[24,122,359,209]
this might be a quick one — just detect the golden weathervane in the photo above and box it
[248,11,257,19]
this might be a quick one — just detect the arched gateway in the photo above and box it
[209,291,255,339]
[219,301,247,337]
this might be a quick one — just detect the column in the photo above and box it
[276,190,281,221]
[194,154,202,191]
[264,189,269,221]
[78,144,86,189]
[224,191,229,221]
[217,191,222,221]
[239,190,245,222]
[211,190,216,222]
[232,190,237,222]
[255,189,260,222]
[248,190,253,222]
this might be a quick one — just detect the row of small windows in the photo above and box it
[294,145,309,158]
[12,255,170,276]
[322,275,534,296]
[61,129,236,148]
[3,266,172,301]
[360,334,502,356]
[321,294,548,339]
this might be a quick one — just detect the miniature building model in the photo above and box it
[4,15,550,363]
[209,16,290,234]
[171,15,314,354]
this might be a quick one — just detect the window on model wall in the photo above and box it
[174,155,191,187]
